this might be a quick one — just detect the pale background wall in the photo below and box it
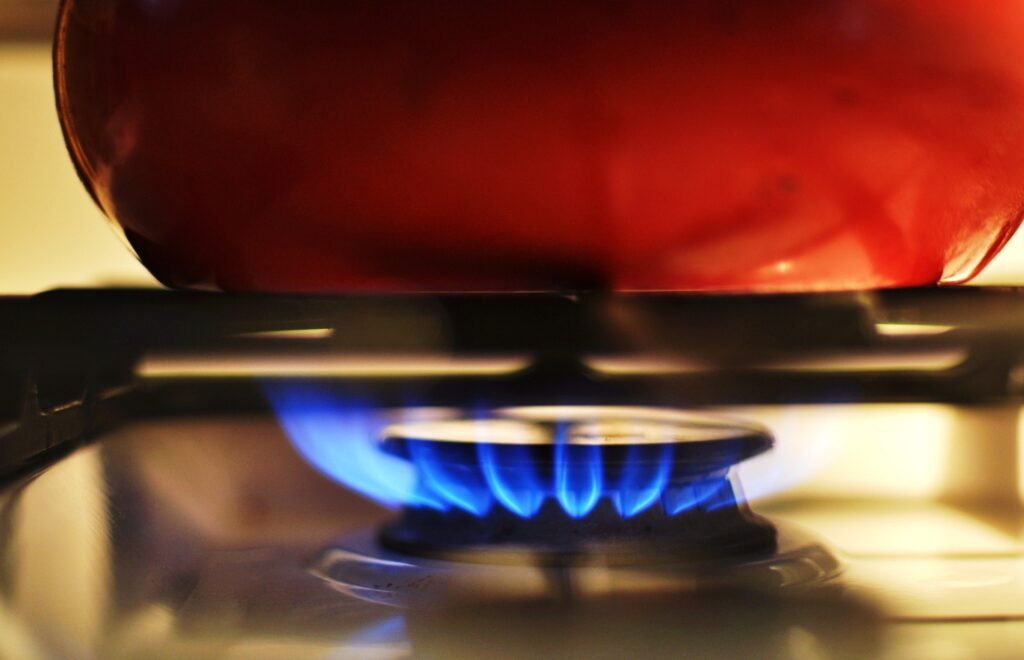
[1,43,156,293]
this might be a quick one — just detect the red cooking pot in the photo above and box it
[55,1,1024,292]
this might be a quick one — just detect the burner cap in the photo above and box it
[381,406,772,472]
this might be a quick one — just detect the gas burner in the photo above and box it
[377,407,776,565]
[306,407,841,603]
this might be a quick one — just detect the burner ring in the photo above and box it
[377,407,777,565]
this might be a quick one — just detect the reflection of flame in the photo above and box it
[270,386,742,520]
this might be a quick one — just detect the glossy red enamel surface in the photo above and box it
[55,1,1024,292]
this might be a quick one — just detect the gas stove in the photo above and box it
[2,287,1024,658]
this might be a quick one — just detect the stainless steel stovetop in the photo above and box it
[3,288,1024,658]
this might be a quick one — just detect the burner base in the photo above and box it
[312,521,840,608]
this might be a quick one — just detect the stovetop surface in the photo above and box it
[1,413,1023,659]
[4,288,1024,657]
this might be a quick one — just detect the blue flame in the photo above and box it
[268,385,440,510]
[612,444,673,518]
[270,388,743,520]
[407,440,493,516]
[478,443,544,517]
[554,424,603,518]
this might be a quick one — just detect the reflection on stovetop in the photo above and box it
[2,411,1023,658]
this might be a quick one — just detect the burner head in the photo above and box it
[378,407,776,564]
